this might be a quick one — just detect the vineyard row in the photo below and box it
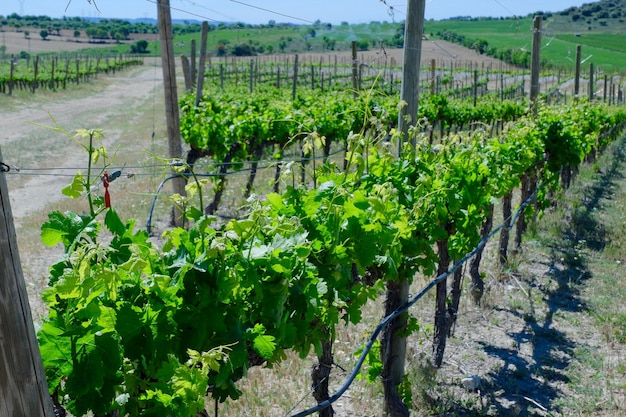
[0,54,144,95]
[36,93,626,416]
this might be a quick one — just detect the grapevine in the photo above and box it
[37,94,626,416]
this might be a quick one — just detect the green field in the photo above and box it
[424,16,626,72]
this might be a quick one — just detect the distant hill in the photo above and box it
[546,0,626,32]
[424,0,626,71]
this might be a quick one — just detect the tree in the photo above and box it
[356,39,369,50]
[130,39,149,54]
[74,29,81,38]
[322,36,336,51]
[40,29,49,40]
[114,32,126,43]
[232,43,255,56]
[216,43,227,56]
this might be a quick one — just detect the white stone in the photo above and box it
[461,375,481,390]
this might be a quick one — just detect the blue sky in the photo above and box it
[1,1,591,24]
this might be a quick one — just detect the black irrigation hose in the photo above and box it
[146,174,187,234]
[144,149,346,233]
[288,185,541,417]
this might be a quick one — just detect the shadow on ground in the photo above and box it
[470,137,625,416]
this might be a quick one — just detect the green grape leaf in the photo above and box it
[252,333,276,360]
[62,172,85,199]
[105,209,126,236]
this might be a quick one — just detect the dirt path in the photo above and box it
[0,60,164,220]
[0,59,167,318]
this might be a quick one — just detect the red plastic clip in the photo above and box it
[102,171,111,209]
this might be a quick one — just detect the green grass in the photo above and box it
[556,33,626,53]
[425,16,626,72]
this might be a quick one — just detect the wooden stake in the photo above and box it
[194,21,209,107]
[0,149,55,417]
[157,0,186,226]
[574,45,581,97]
[292,54,298,100]
[351,41,358,94]
[588,62,594,101]
[190,38,197,87]
[529,15,542,117]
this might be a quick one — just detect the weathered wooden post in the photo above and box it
[157,0,186,226]
[351,41,358,93]
[588,62,594,102]
[529,15,542,117]
[190,38,197,86]
[181,55,192,91]
[194,21,209,106]
[574,45,582,98]
[383,2,426,417]
[0,150,55,417]
[291,54,298,100]
[8,56,14,96]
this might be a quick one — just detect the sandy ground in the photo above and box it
[0,61,163,219]
[0,58,167,322]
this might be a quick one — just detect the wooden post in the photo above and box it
[181,55,192,92]
[611,82,615,106]
[8,56,14,96]
[383,2,426,417]
[194,21,209,107]
[0,150,55,417]
[63,58,69,89]
[292,54,298,100]
[248,59,254,94]
[473,69,478,107]
[574,45,581,97]
[49,57,55,90]
[529,15,542,117]
[220,63,224,90]
[397,0,426,148]
[351,41,358,93]
[190,39,197,87]
[588,62,594,102]
[430,58,436,95]
[32,56,39,94]
[157,0,186,226]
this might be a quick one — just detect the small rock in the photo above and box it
[461,375,481,390]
